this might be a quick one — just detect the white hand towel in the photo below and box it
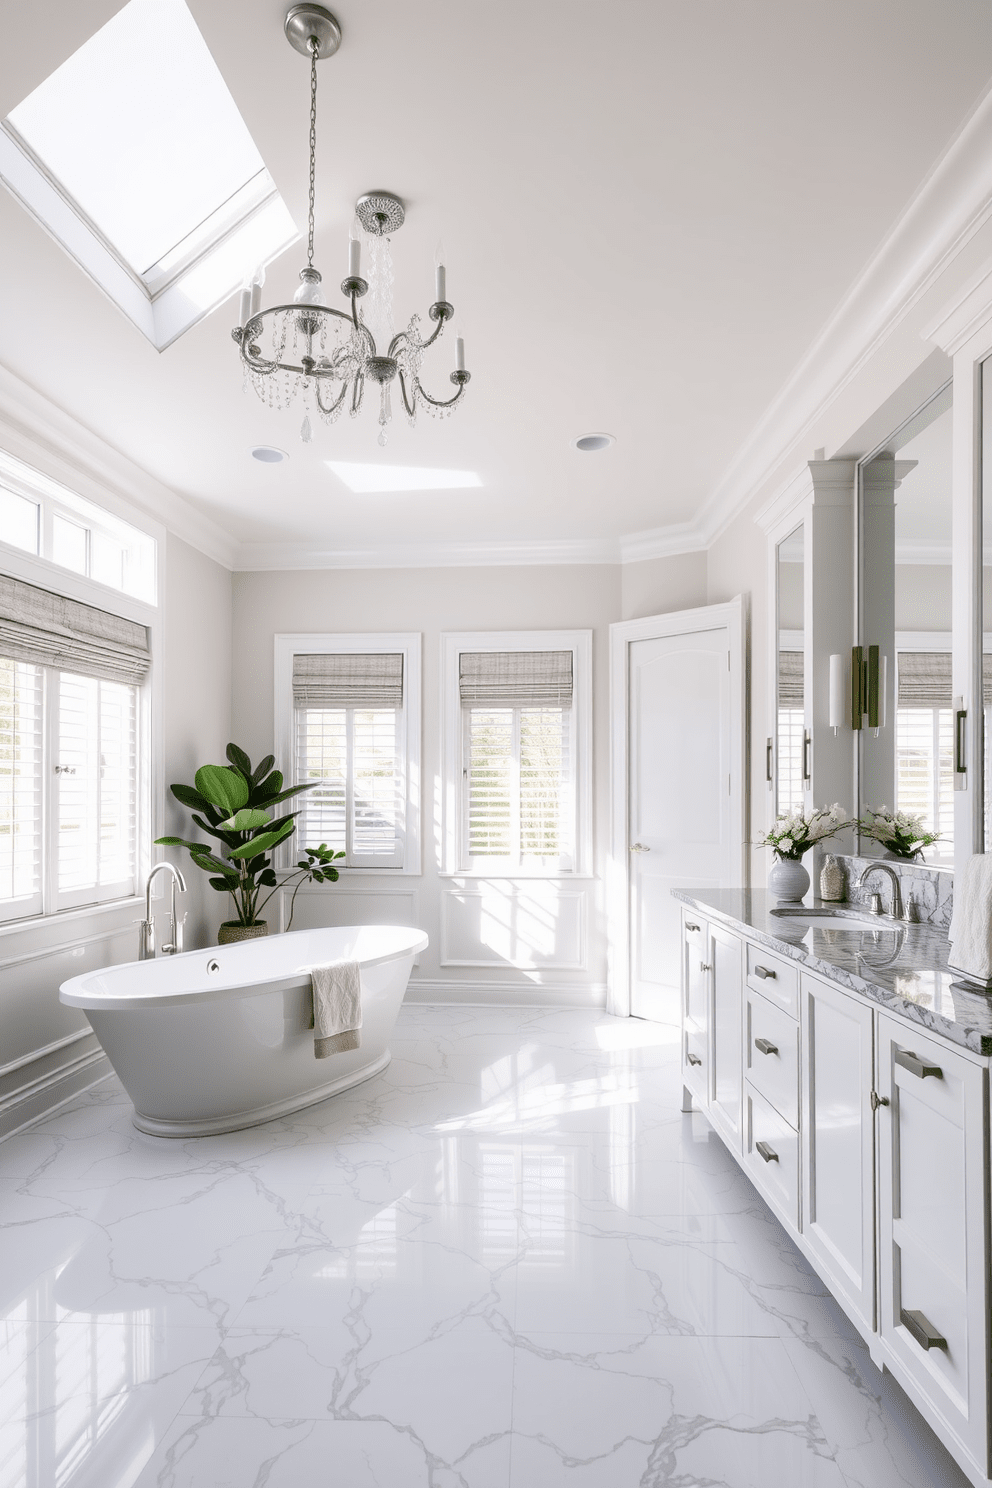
[948,854,992,982]
[308,961,362,1058]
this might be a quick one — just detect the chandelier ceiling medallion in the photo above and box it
[233,3,470,447]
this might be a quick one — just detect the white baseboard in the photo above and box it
[0,1038,113,1142]
[404,979,608,1009]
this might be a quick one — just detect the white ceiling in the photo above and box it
[1,0,992,553]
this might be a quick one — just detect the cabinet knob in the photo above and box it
[870,1091,889,1111]
[900,1308,947,1352]
[895,1049,942,1081]
[754,965,776,979]
[754,1037,779,1057]
[700,962,712,973]
[631,841,650,853]
[755,1141,779,1164]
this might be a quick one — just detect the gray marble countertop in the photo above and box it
[672,887,992,1058]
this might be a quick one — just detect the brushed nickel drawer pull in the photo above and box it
[754,1037,778,1056]
[685,922,700,933]
[895,1049,943,1081]
[901,1309,947,1352]
[754,965,776,980]
[686,1051,702,1067]
[756,1141,779,1163]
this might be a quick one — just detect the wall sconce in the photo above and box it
[851,645,887,736]
[828,654,844,733]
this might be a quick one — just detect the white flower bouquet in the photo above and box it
[857,806,939,860]
[756,803,847,861]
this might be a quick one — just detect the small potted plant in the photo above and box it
[756,803,847,901]
[156,743,343,943]
[857,806,939,862]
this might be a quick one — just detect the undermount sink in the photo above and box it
[769,906,899,930]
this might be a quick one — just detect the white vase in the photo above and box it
[768,856,810,902]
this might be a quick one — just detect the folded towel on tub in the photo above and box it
[308,961,362,1057]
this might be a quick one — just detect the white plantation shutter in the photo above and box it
[56,672,137,907]
[461,651,574,870]
[296,698,404,868]
[0,656,43,921]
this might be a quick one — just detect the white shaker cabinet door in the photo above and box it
[708,923,743,1153]
[877,1015,988,1474]
[800,972,875,1333]
[681,913,709,1108]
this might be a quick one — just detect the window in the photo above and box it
[894,647,956,865]
[0,575,148,923]
[776,648,804,815]
[0,0,297,350]
[0,449,157,604]
[275,634,421,874]
[442,631,592,876]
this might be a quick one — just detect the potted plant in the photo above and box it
[857,806,939,862]
[756,804,847,901]
[156,743,343,943]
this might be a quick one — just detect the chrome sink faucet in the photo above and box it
[138,862,187,959]
[854,862,903,921]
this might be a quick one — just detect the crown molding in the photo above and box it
[618,521,707,564]
[695,78,992,548]
[0,361,238,569]
[234,535,623,571]
[922,251,992,355]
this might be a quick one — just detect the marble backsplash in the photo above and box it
[817,851,953,930]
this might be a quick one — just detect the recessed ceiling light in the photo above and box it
[250,445,287,463]
[574,433,615,452]
[326,462,482,493]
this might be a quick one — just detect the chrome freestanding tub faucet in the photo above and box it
[138,862,187,960]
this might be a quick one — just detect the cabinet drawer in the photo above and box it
[745,1084,799,1231]
[746,990,800,1128]
[746,944,799,1018]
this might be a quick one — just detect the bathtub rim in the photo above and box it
[130,1049,392,1137]
[59,925,428,1011]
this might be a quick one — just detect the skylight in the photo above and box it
[327,463,483,493]
[0,0,297,349]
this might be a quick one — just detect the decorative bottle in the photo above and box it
[820,854,844,902]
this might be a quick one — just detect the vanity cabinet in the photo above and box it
[680,906,992,1488]
[876,1016,989,1470]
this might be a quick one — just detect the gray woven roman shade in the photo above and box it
[778,651,804,706]
[897,651,992,707]
[459,650,573,708]
[0,573,150,686]
[293,652,404,708]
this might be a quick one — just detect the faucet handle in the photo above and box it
[868,892,883,916]
[174,913,187,955]
[902,895,917,924]
[134,918,155,959]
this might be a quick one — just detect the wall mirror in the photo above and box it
[857,385,953,866]
[776,522,805,818]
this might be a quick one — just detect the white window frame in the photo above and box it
[274,632,421,875]
[440,629,593,879]
[0,548,160,938]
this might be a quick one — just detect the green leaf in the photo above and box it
[170,783,211,812]
[227,822,294,859]
[253,770,284,800]
[257,782,315,808]
[258,868,278,887]
[154,835,185,847]
[251,754,275,785]
[226,743,253,779]
[190,848,235,876]
[190,813,242,847]
[195,764,250,812]
[209,875,234,890]
[218,808,273,831]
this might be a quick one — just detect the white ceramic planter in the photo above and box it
[768,856,810,901]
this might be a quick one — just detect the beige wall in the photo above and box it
[620,551,707,620]
[231,564,621,1001]
[160,534,234,948]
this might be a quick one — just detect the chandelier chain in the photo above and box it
[307,36,318,269]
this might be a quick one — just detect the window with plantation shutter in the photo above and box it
[444,637,590,875]
[0,656,43,921]
[56,672,137,907]
[279,635,421,873]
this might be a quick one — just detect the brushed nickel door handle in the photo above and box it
[901,1309,947,1352]
[631,842,650,853]
[756,1141,779,1163]
[754,1037,778,1056]
[686,1051,702,1067]
[895,1049,942,1081]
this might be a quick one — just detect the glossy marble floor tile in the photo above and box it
[0,1005,971,1487]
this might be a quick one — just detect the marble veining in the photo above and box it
[0,1005,970,1486]
[828,853,953,930]
[673,886,992,1056]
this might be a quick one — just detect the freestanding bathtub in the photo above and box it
[59,925,428,1137]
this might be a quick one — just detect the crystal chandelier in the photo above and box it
[233,3,470,447]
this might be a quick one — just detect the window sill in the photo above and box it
[438,871,597,882]
[0,895,143,945]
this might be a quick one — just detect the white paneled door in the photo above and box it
[610,600,746,1023]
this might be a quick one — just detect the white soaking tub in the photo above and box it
[60,925,428,1137]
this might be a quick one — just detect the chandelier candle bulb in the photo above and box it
[435,263,446,304]
[249,278,262,317]
[828,654,844,732]
[239,284,251,326]
[456,336,465,371]
[349,236,361,277]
